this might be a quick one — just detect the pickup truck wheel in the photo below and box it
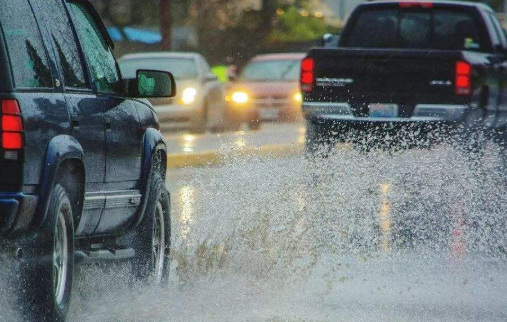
[131,174,171,285]
[305,120,333,158]
[19,184,74,322]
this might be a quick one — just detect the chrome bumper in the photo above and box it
[303,102,468,122]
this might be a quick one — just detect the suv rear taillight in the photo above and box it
[455,61,471,96]
[301,58,314,93]
[2,100,23,150]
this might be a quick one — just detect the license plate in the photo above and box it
[369,104,399,118]
[259,109,279,119]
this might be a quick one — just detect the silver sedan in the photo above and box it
[120,52,228,133]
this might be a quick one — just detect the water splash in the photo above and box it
[2,140,507,321]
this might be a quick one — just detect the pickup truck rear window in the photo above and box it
[344,8,484,51]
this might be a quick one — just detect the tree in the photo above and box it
[261,0,278,29]
[270,5,328,42]
[90,0,160,38]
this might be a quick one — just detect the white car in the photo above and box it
[120,52,228,133]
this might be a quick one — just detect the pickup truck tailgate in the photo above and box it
[310,48,464,102]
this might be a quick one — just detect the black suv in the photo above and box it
[0,1,175,321]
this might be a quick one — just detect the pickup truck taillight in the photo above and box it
[301,58,315,93]
[399,2,433,8]
[2,100,23,151]
[455,61,471,96]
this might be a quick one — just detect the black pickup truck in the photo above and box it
[302,1,507,154]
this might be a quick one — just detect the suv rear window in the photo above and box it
[344,8,484,51]
[0,0,52,88]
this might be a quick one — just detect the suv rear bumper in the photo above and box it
[0,193,38,235]
[303,102,468,123]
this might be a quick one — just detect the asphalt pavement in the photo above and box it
[164,122,306,168]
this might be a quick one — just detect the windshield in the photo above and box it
[345,8,484,51]
[240,59,301,82]
[119,58,198,79]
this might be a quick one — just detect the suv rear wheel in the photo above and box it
[130,174,171,285]
[19,184,74,322]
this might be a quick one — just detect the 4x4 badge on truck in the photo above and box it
[316,78,354,87]
[430,80,452,86]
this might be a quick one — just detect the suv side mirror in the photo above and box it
[125,70,177,98]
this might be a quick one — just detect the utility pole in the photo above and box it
[160,0,171,50]
[261,0,277,29]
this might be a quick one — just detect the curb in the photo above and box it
[167,143,304,169]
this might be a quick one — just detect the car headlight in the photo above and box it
[293,92,302,103]
[231,91,249,104]
[180,87,197,105]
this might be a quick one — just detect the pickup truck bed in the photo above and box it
[302,1,507,153]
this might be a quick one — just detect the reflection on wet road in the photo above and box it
[178,185,195,241]
[379,183,392,253]
[165,122,305,154]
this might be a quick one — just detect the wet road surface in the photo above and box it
[2,134,507,322]
[71,144,507,322]
[164,122,305,154]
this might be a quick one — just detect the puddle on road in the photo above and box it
[2,143,507,322]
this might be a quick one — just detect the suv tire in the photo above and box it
[130,174,171,285]
[19,184,74,322]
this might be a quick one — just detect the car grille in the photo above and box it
[252,95,292,109]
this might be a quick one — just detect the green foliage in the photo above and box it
[270,6,329,42]
[462,0,502,11]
